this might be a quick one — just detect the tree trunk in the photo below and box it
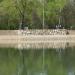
[21,14,25,29]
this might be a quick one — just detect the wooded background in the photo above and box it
[0,0,75,30]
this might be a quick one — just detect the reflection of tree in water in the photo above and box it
[17,47,75,75]
[45,48,75,75]
[62,47,75,75]
[0,48,20,75]
[18,49,44,75]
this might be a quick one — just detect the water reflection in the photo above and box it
[0,47,75,75]
[0,42,75,49]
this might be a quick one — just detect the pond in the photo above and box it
[0,46,75,75]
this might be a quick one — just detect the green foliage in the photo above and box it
[0,0,74,29]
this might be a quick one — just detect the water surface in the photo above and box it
[0,47,75,75]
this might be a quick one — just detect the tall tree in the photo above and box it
[62,0,75,29]
[14,0,27,29]
[44,0,67,28]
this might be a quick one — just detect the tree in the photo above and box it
[44,0,67,29]
[0,0,75,29]
[0,0,19,29]
[14,0,26,29]
[62,0,75,29]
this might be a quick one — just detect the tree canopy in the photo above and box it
[0,0,75,29]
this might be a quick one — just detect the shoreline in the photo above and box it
[0,30,75,48]
[0,34,75,49]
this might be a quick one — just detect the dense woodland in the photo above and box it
[0,0,75,30]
